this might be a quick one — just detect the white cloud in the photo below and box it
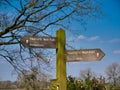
[108,39,120,43]
[67,35,86,42]
[68,35,100,42]
[87,36,100,41]
[113,50,120,54]
[78,35,86,40]
[67,37,77,42]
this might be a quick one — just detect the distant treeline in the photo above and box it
[0,81,49,90]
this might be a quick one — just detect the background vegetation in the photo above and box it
[0,62,120,90]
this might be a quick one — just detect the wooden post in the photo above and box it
[56,28,66,90]
[50,28,66,90]
[50,79,58,90]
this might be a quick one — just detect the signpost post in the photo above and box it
[56,28,66,90]
[20,28,105,90]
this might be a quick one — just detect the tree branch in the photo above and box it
[0,41,19,45]
[33,10,75,35]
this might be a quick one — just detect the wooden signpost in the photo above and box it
[21,36,56,48]
[66,49,105,62]
[21,28,105,90]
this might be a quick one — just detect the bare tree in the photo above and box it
[105,63,120,87]
[0,0,103,74]
[17,66,51,89]
[80,68,96,80]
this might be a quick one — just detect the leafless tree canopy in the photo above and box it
[106,63,120,86]
[0,0,102,73]
[80,68,96,80]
